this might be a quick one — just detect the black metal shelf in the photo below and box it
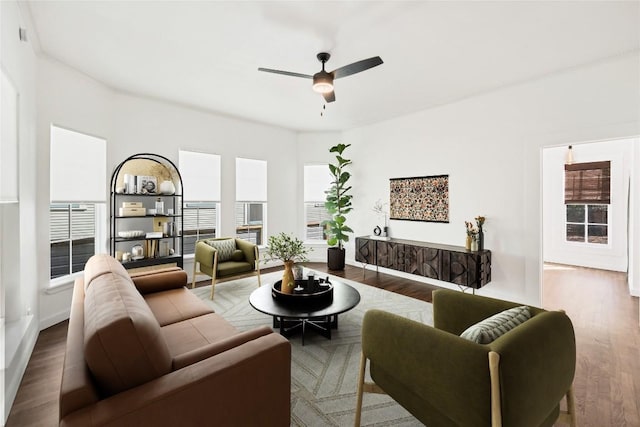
[110,153,184,269]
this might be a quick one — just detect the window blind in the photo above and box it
[236,158,267,202]
[304,164,332,202]
[564,161,610,204]
[179,150,221,201]
[50,126,106,202]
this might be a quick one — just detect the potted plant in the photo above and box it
[264,232,310,294]
[323,143,353,270]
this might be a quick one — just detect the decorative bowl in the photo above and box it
[118,230,146,239]
[272,278,333,307]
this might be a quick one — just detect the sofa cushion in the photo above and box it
[84,273,172,396]
[204,238,236,262]
[144,288,214,326]
[83,253,130,291]
[161,313,239,358]
[230,249,245,262]
[216,261,253,277]
[460,305,531,344]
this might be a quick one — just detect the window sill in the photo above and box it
[45,273,81,294]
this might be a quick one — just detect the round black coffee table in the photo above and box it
[249,279,361,345]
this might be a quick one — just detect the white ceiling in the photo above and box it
[26,1,640,132]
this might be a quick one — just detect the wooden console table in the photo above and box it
[355,236,491,291]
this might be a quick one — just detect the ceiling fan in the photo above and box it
[258,52,383,103]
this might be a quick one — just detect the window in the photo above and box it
[50,126,106,280]
[564,161,610,245]
[179,150,221,254]
[50,204,96,278]
[566,204,608,244]
[236,158,267,245]
[304,164,332,240]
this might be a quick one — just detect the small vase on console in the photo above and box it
[478,226,484,251]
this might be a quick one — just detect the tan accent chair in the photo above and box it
[192,237,261,299]
[355,289,577,427]
[60,254,290,426]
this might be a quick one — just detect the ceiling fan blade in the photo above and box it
[332,56,383,79]
[323,91,336,103]
[257,68,312,79]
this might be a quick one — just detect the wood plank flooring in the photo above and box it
[6,263,639,426]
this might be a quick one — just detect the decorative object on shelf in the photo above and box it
[475,215,486,251]
[131,245,144,260]
[373,225,382,236]
[159,180,176,195]
[118,230,146,239]
[390,175,449,223]
[155,197,164,215]
[324,143,353,270]
[465,220,478,250]
[264,232,311,295]
[119,201,146,217]
[138,175,157,194]
[465,234,473,251]
[470,237,479,251]
[372,199,390,237]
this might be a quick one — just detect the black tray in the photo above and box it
[272,278,333,306]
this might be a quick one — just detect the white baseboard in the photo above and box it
[39,309,71,331]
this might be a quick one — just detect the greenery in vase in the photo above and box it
[323,143,354,249]
[264,232,310,263]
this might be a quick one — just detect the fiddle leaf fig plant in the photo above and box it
[323,143,353,249]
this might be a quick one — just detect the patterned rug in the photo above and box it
[191,270,433,426]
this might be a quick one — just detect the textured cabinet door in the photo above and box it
[355,237,376,264]
[405,246,440,280]
[376,241,406,270]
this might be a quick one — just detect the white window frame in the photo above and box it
[235,158,267,246]
[179,150,222,257]
[303,164,332,242]
[49,126,107,287]
[565,203,610,245]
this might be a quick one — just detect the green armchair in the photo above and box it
[192,237,261,299]
[355,289,577,427]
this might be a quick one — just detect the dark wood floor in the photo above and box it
[6,263,639,426]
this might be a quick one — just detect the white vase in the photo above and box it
[159,180,175,195]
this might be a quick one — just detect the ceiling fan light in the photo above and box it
[312,72,333,93]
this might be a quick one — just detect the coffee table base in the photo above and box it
[273,315,339,346]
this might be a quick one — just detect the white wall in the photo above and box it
[543,139,636,273]
[339,52,640,306]
[1,2,39,424]
[36,57,299,329]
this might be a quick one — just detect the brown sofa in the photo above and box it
[60,254,291,426]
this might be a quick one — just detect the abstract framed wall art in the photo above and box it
[389,175,449,223]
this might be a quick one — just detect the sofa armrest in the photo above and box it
[60,333,291,427]
[432,289,525,335]
[172,326,273,369]
[235,238,257,265]
[362,309,491,426]
[131,268,188,295]
[195,241,216,268]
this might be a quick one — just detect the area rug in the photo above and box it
[191,270,433,426]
